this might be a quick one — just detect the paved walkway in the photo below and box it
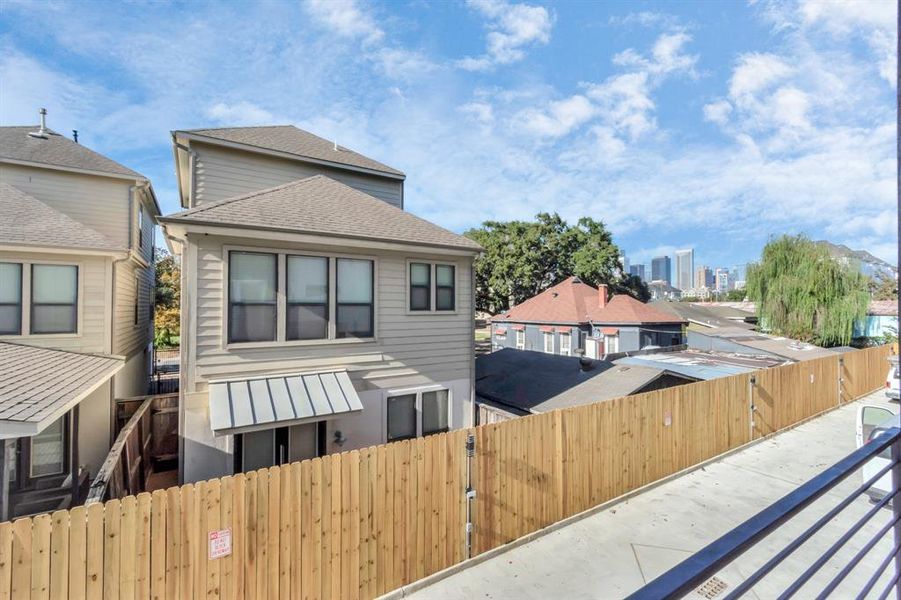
[402,391,897,599]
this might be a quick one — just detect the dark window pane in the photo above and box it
[0,305,20,335]
[436,287,454,311]
[286,304,328,340]
[410,286,430,311]
[422,390,449,435]
[31,305,77,334]
[242,429,275,472]
[387,394,416,441]
[229,304,277,343]
[336,305,372,338]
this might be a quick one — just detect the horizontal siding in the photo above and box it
[193,142,403,208]
[0,250,109,353]
[0,163,131,247]
[113,259,154,357]
[189,235,472,390]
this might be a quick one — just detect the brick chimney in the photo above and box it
[598,284,608,308]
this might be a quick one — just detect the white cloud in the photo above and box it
[516,95,594,138]
[458,0,552,71]
[728,53,793,100]
[304,0,384,45]
[703,99,732,125]
[613,32,698,77]
[206,101,278,126]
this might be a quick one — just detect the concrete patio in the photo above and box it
[397,390,897,599]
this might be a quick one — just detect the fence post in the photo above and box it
[748,375,756,441]
[838,356,845,406]
[464,432,475,559]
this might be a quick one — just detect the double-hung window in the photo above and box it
[336,258,374,338]
[31,265,77,334]
[516,329,525,350]
[543,332,554,354]
[287,256,328,340]
[228,252,277,343]
[409,263,431,311]
[560,333,571,356]
[0,263,22,335]
[387,388,450,441]
[408,262,456,312]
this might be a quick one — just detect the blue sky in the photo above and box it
[0,0,896,269]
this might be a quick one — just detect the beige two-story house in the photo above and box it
[0,115,159,518]
[159,126,481,483]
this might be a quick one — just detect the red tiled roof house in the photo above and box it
[490,277,687,358]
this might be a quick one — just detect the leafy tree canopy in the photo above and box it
[154,248,181,348]
[746,235,869,347]
[464,213,647,313]
[870,272,898,301]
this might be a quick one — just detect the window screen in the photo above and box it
[287,255,328,340]
[410,263,430,311]
[436,265,455,311]
[336,259,373,338]
[31,264,77,334]
[387,394,416,441]
[0,263,22,335]
[229,252,277,343]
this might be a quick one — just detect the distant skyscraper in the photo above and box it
[695,266,712,289]
[621,255,630,275]
[651,256,671,285]
[630,264,646,282]
[675,249,694,290]
[715,267,730,292]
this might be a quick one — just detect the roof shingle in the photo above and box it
[160,175,482,252]
[0,126,143,178]
[493,277,686,325]
[179,125,404,177]
[0,182,122,251]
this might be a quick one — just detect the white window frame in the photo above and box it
[0,259,84,339]
[543,332,554,354]
[385,385,452,441]
[559,332,571,356]
[515,329,525,350]
[222,244,378,349]
[604,334,619,354]
[404,259,459,315]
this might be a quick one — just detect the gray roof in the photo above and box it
[161,175,482,252]
[651,301,755,330]
[179,125,404,177]
[615,350,786,381]
[209,370,364,435]
[0,126,143,179]
[0,342,124,437]
[0,182,122,251]
[691,327,838,362]
[476,349,695,413]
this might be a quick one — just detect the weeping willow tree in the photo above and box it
[746,235,869,347]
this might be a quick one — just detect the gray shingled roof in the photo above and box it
[0,126,144,178]
[0,182,122,251]
[0,342,124,434]
[179,125,405,177]
[476,349,695,413]
[160,175,482,252]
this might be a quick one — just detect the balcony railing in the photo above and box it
[628,425,901,599]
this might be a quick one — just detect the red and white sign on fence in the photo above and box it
[208,528,232,560]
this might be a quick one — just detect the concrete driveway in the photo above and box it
[397,390,898,599]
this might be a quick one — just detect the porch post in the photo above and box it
[0,439,14,521]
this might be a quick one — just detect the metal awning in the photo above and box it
[209,370,364,435]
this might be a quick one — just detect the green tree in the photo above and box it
[870,273,898,301]
[464,213,647,313]
[725,289,747,301]
[154,249,180,348]
[746,235,869,347]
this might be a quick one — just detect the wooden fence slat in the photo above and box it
[205,479,221,600]
[119,496,137,600]
[31,513,51,600]
[219,476,233,600]
[150,490,167,600]
[136,493,152,600]
[67,506,86,600]
[0,521,12,600]
[165,485,181,600]
[49,510,69,600]
[11,519,32,600]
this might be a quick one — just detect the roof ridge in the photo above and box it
[179,124,296,132]
[0,339,124,361]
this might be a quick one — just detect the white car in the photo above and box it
[857,404,900,501]
[886,356,900,401]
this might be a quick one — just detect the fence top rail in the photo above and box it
[626,425,901,600]
[86,395,155,504]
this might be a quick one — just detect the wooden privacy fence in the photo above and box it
[0,346,892,599]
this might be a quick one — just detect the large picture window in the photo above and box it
[287,255,328,340]
[409,263,431,311]
[229,252,277,343]
[31,264,77,334]
[0,262,22,335]
[336,258,373,338]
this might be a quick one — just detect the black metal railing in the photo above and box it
[628,426,901,599]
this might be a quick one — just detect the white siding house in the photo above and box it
[161,126,480,483]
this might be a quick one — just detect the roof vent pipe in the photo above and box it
[333,140,338,151]
[72,130,78,144]
[579,356,594,372]
[28,108,48,139]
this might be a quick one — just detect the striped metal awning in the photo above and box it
[209,370,364,435]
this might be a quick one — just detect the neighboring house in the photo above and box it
[687,327,837,362]
[651,301,757,332]
[648,280,682,301]
[491,277,686,359]
[159,125,481,483]
[0,116,159,518]
[853,300,898,342]
[475,348,697,424]
[614,349,786,381]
